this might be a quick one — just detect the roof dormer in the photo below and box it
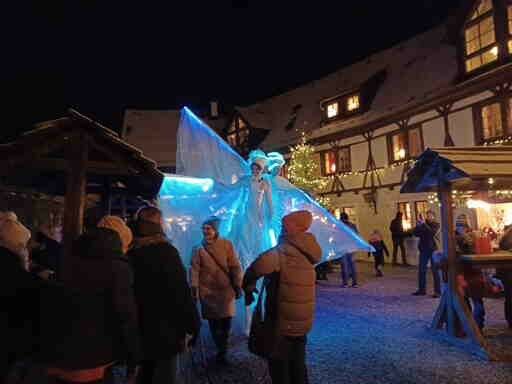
[458,0,512,78]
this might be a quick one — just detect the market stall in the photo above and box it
[0,109,163,280]
[401,146,512,361]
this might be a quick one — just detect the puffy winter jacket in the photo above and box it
[243,232,322,337]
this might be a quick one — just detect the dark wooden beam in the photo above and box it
[25,158,134,176]
[62,131,88,282]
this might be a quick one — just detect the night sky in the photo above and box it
[1,0,464,140]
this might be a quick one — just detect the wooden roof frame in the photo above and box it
[0,109,164,280]
[401,146,512,360]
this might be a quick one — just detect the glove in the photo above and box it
[234,287,242,300]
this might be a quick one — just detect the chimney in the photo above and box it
[210,101,219,118]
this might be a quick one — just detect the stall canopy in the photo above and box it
[0,109,163,198]
[0,109,164,279]
[401,146,512,361]
[401,146,512,193]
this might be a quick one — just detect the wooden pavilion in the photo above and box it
[0,109,164,280]
[401,146,512,361]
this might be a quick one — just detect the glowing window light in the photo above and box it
[347,95,360,111]
[490,46,498,56]
[326,102,339,118]
[467,199,491,212]
[396,148,406,160]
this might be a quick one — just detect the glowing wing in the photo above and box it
[158,174,245,267]
[272,177,374,261]
[175,107,249,185]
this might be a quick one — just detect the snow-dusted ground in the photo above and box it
[186,262,512,384]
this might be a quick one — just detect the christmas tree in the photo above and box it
[288,132,331,209]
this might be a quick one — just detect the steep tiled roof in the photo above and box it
[254,25,458,150]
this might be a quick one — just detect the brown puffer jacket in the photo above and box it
[243,232,322,337]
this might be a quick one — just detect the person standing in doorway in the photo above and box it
[340,212,359,288]
[389,212,409,266]
[412,210,441,298]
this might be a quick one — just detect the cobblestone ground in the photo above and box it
[123,262,512,384]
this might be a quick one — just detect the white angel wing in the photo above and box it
[175,107,249,185]
[272,177,374,260]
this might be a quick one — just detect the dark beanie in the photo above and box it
[203,216,221,232]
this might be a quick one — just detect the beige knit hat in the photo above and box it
[0,218,31,256]
[97,215,133,253]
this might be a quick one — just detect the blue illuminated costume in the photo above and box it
[159,107,372,270]
[158,107,373,333]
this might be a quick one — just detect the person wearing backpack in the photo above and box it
[243,210,322,384]
[190,216,243,365]
[412,210,441,298]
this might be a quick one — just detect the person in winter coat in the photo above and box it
[128,206,200,384]
[0,217,42,382]
[41,224,140,384]
[190,216,243,364]
[368,230,389,277]
[243,210,322,384]
[340,212,359,287]
[389,212,409,265]
[412,210,441,297]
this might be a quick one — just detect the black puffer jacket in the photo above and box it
[38,228,140,369]
[0,246,44,378]
[128,221,200,359]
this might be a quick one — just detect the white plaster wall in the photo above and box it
[422,117,445,148]
[372,136,388,167]
[449,108,475,147]
[350,142,368,172]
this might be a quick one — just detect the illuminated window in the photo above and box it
[279,162,288,179]
[327,102,339,118]
[333,207,357,224]
[391,132,407,162]
[481,102,503,139]
[397,202,413,231]
[470,0,493,20]
[338,147,351,173]
[226,116,250,152]
[322,150,337,175]
[464,0,497,73]
[347,95,360,111]
[414,201,429,222]
[388,124,423,163]
[321,147,351,176]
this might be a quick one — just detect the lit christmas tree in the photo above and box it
[288,132,331,209]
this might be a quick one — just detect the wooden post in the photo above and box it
[102,177,112,215]
[62,131,88,281]
[439,185,456,336]
[433,181,493,358]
